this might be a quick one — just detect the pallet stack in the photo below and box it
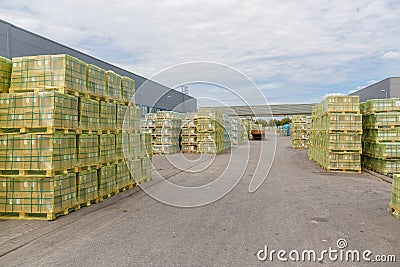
[309,96,362,173]
[291,115,309,149]
[197,108,225,154]
[0,54,149,220]
[361,99,400,175]
[223,114,232,150]
[229,117,241,145]
[152,111,182,154]
[0,56,11,93]
[181,112,198,153]
[389,174,400,219]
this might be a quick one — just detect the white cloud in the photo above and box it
[0,0,399,103]
[383,51,400,59]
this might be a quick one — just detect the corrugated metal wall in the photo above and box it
[350,77,400,102]
[0,19,196,114]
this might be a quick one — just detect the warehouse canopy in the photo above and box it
[208,103,315,117]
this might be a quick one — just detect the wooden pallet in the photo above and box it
[77,164,101,172]
[77,129,102,135]
[76,197,100,209]
[325,168,362,174]
[325,110,360,115]
[99,129,119,134]
[327,149,362,154]
[0,168,78,177]
[0,127,78,134]
[327,130,363,134]
[0,206,77,221]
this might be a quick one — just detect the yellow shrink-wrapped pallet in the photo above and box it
[0,133,76,172]
[0,56,12,93]
[77,169,98,207]
[0,92,78,130]
[78,134,99,167]
[98,164,117,198]
[79,97,100,131]
[105,70,122,101]
[128,158,142,184]
[100,134,115,164]
[87,64,106,97]
[100,101,116,131]
[10,54,87,93]
[121,76,135,104]
[0,173,76,220]
[116,161,132,189]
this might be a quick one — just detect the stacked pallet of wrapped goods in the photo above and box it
[240,119,249,142]
[229,117,241,145]
[309,96,362,173]
[152,111,182,154]
[197,108,225,154]
[0,56,11,93]
[389,174,400,219]
[181,112,198,153]
[223,114,232,149]
[0,54,149,220]
[361,99,400,175]
[291,115,309,149]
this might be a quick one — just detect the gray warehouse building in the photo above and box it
[350,77,400,102]
[0,19,197,116]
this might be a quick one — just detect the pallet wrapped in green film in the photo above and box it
[0,173,76,218]
[363,99,400,114]
[181,144,198,153]
[0,133,76,171]
[314,96,360,115]
[363,128,400,142]
[129,106,141,131]
[127,158,142,183]
[105,71,121,101]
[116,161,131,189]
[323,151,361,171]
[10,54,87,93]
[292,115,308,124]
[0,56,11,93]
[363,155,400,175]
[0,92,78,129]
[77,169,98,205]
[78,134,99,167]
[181,135,197,144]
[115,133,128,160]
[100,101,116,131]
[126,133,141,159]
[292,131,309,140]
[79,98,100,130]
[141,155,153,181]
[152,144,180,154]
[121,76,135,104]
[321,133,361,151]
[363,112,400,128]
[141,132,152,157]
[322,113,362,132]
[98,164,117,197]
[197,108,223,120]
[391,175,400,210]
[292,139,309,149]
[116,103,128,130]
[363,141,400,159]
[100,134,115,163]
[87,64,106,97]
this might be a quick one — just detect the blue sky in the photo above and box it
[1,0,400,106]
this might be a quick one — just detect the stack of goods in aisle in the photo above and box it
[361,99,400,175]
[181,112,198,153]
[0,54,148,220]
[291,115,309,149]
[142,112,157,135]
[389,174,400,219]
[309,96,362,173]
[197,108,225,154]
[152,111,182,154]
[0,56,11,93]
[223,114,232,149]
[230,117,241,145]
[240,119,249,142]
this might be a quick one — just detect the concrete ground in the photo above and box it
[1,136,400,266]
